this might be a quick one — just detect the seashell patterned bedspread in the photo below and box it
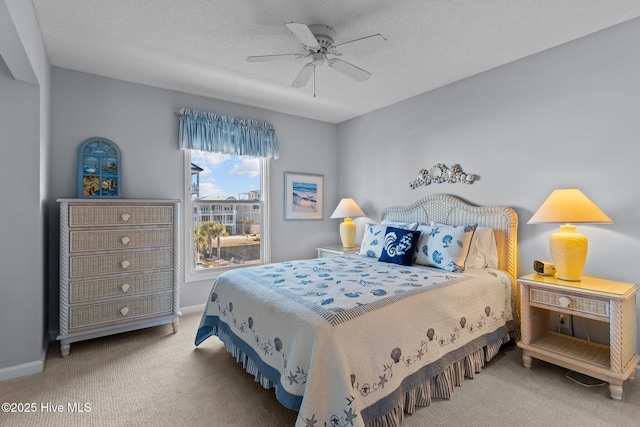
[195,255,512,427]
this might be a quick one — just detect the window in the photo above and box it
[184,150,270,282]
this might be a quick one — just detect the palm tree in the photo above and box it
[239,216,255,239]
[199,221,226,262]
[193,224,207,265]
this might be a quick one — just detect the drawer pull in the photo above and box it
[120,307,129,316]
[121,236,130,245]
[121,283,130,293]
[558,296,571,308]
[121,260,130,269]
[120,213,130,222]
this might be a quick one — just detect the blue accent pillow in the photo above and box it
[378,227,421,266]
[414,223,477,272]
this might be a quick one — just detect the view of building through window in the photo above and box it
[190,151,261,270]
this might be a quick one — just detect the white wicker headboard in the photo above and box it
[379,194,519,292]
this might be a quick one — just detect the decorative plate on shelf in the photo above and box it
[77,137,121,198]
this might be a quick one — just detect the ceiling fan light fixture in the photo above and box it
[306,24,336,51]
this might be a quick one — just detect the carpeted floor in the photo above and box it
[1,312,637,427]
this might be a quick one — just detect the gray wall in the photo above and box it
[0,54,42,375]
[48,68,339,329]
[338,18,640,350]
[0,0,50,379]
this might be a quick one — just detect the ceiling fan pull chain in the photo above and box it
[313,66,316,98]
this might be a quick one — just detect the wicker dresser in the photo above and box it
[57,198,181,356]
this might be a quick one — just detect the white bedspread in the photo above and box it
[195,255,512,427]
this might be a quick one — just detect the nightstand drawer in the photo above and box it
[530,288,609,319]
[69,293,173,330]
[316,245,359,258]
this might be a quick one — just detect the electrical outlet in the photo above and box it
[558,313,573,336]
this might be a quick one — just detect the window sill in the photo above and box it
[184,262,263,283]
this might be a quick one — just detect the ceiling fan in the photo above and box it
[247,23,386,92]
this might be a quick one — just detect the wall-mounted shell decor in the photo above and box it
[409,163,476,189]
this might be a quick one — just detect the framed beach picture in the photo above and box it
[284,172,323,220]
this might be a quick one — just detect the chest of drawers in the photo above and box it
[57,198,181,356]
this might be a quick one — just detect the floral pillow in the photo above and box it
[414,223,478,272]
[378,227,421,266]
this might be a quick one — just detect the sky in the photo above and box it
[191,151,260,200]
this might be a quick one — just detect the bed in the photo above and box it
[195,194,519,427]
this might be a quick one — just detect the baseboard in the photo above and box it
[0,347,47,382]
[180,303,206,315]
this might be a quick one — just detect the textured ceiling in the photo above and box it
[32,1,640,123]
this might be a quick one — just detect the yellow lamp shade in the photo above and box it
[528,189,612,224]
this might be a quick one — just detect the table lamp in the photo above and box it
[528,188,612,281]
[330,198,365,248]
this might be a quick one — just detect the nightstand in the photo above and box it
[316,244,359,258]
[517,273,638,400]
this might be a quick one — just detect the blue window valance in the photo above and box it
[176,108,279,159]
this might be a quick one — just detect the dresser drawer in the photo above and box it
[69,228,173,252]
[69,293,173,330]
[69,250,173,278]
[69,272,173,303]
[529,288,609,319]
[68,205,174,227]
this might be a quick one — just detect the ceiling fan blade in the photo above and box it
[247,53,305,62]
[333,34,387,54]
[328,58,371,82]
[285,22,320,49]
[291,63,315,88]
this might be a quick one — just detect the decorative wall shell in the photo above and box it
[409,164,476,189]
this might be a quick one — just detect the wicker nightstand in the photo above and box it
[517,273,638,399]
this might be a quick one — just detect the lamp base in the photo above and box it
[549,224,587,281]
[339,217,356,249]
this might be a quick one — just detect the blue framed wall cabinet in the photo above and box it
[77,137,121,198]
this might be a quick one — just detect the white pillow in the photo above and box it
[359,223,386,258]
[465,227,498,269]
[381,220,419,230]
[414,223,477,272]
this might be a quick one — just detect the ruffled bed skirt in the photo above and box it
[214,327,517,427]
[365,331,515,427]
